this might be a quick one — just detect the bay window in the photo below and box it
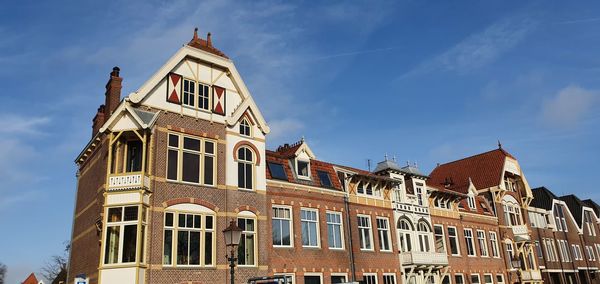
[104,205,146,265]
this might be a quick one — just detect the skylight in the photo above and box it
[317,170,332,188]
[268,162,287,180]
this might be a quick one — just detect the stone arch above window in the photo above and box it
[501,194,520,206]
[233,141,261,166]
[417,219,432,232]
[397,217,414,230]
[162,198,218,212]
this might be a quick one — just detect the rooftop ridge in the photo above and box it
[435,148,514,168]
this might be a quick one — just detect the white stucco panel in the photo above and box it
[106,192,141,205]
[226,133,266,191]
[100,267,137,284]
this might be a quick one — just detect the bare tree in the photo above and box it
[0,262,6,284]
[41,242,69,283]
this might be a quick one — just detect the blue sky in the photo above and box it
[1,0,600,282]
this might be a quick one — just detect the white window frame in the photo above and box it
[382,273,397,284]
[272,206,293,248]
[296,159,311,180]
[326,211,344,250]
[358,215,374,251]
[274,273,295,284]
[303,273,323,284]
[464,229,476,256]
[237,146,255,190]
[470,274,481,284]
[239,118,252,137]
[362,273,378,284]
[300,208,320,248]
[454,274,465,284]
[483,274,493,284]
[496,274,505,284]
[447,226,460,256]
[467,195,476,210]
[377,217,392,252]
[477,230,489,257]
[237,212,257,267]
[434,224,447,254]
[490,231,500,258]
[331,273,348,283]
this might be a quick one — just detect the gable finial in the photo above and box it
[384,153,388,161]
[301,135,305,143]
[193,27,199,41]
[498,139,502,149]
[392,155,397,162]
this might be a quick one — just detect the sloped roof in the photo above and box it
[400,165,428,178]
[583,199,600,217]
[266,150,344,190]
[531,187,558,210]
[22,273,38,284]
[560,194,585,227]
[187,28,229,59]
[429,148,514,194]
[374,159,402,173]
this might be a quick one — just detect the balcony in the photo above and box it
[400,251,448,267]
[511,224,530,241]
[520,270,542,281]
[108,172,150,191]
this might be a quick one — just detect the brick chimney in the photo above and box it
[105,66,122,118]
[92,105,106,137]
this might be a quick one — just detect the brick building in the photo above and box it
[67,28,600,284]
[528,187,600,284]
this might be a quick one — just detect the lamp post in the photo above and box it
[223,219,243,284]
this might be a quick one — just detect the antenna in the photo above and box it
[367,159,372,172]
[384,153,388,161]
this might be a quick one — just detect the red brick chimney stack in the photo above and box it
[105,66,122,118]
[92,105,106,137]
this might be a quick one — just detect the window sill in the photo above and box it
[273,245,294,249]
[302,246,322,250]
[162,265,217,270]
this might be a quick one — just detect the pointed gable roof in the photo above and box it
[583,199,600,217]
[560,194,585,227]
[429,148,514,194]
[22,273,38,284]
[187,28,229,59]
[530,187,558,210]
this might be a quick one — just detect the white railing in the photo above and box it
[108,173,149,191]
[393,203,429,214]
[400,251,448,266]
[521,270,542,281]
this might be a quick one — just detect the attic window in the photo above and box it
[297,160,310,179]
[268,162,287,181]
[317,170,332,188]
[467,195,476,210]
[240,118,251,137]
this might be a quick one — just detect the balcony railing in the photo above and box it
[394,202,429,214]
[108,172,150,191]
[511,224,530,241]
[400,251,449,266]
[521,270,542,281]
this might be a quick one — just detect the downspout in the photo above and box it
[553,230,568,284]
[344,195,357,282]
[579,232,592,284]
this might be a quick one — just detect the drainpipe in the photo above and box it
[344,195,357,282]
[553,230,568,284]
[578,233,592,284]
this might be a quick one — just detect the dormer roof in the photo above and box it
[531,187,558,210]
[374,159,402,173]
[273,138,315,159]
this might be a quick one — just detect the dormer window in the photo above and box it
[296,160,310,179]
[467,195,476,210]
[239,118,251,137]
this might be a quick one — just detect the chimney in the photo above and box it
[105,66,122,118]
[92,105,106,137]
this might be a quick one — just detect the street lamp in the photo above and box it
[223,219,243,284]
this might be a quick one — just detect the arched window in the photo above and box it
[238,147,254,190]
[502,195,522,226]
[237,211,257,266]
[417,220,432,252]
[163,203,215,267]
[239,118,251,137]
[397,218,413,252]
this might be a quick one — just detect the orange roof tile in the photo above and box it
[22,273,38,284]
[187,28,229,59]
[429,148,514,194]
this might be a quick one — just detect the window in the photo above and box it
[496,274,505,284]
[477,230,488,257]
[464,229,475,256]
[434,199,449,209]
[416,187,424,206]
[504,204,522,226]
[237,216,256,266]
[358,215,373,250]
[317,170,333,188]
[447,227,460,255]
[163,210,214,267]
[268,162,287,181]
[434,225,446,253]
[239,118,251,136]
[198,82,210,110]
[304,275,322,284]
[327,212,344,249]
[105,206,145,265]
[125,140,142,172]
[182,78,196,107]
[595,244,600,260]
[274,274,295,284]
[454,274,464,284]
[545,239,558,262]
[506,241,515,268]
[534,241,543,259]
[331,275,348,284]
[397,219,413,252]
[585,211,596,236]
[572,244,583,260]
[483,274,493,284]
[490,232,499,257]
[272,206,292,247]
[297,160,310,178]
[554,205,568,232]
[557,240,571,262]
[361,274,377,284]
[237,147,254,190]
[301,208,319,247]
[470,274,481,284]
[166,134,216,186]
[383,274,396,284]
[377,217,391,251]
[417,222,431,252]
[586,245,596,261]
[467,195,476,210]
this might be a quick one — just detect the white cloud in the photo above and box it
[402,16,537,78]
[266,118,305,144]
[0,114,50,135]
[541,85,598,128]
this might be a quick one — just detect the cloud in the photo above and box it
[540,85,598,128]
[402,16,537,78]
[0,114,50,135]
[557,17,600,25]
[266,118,305,144]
